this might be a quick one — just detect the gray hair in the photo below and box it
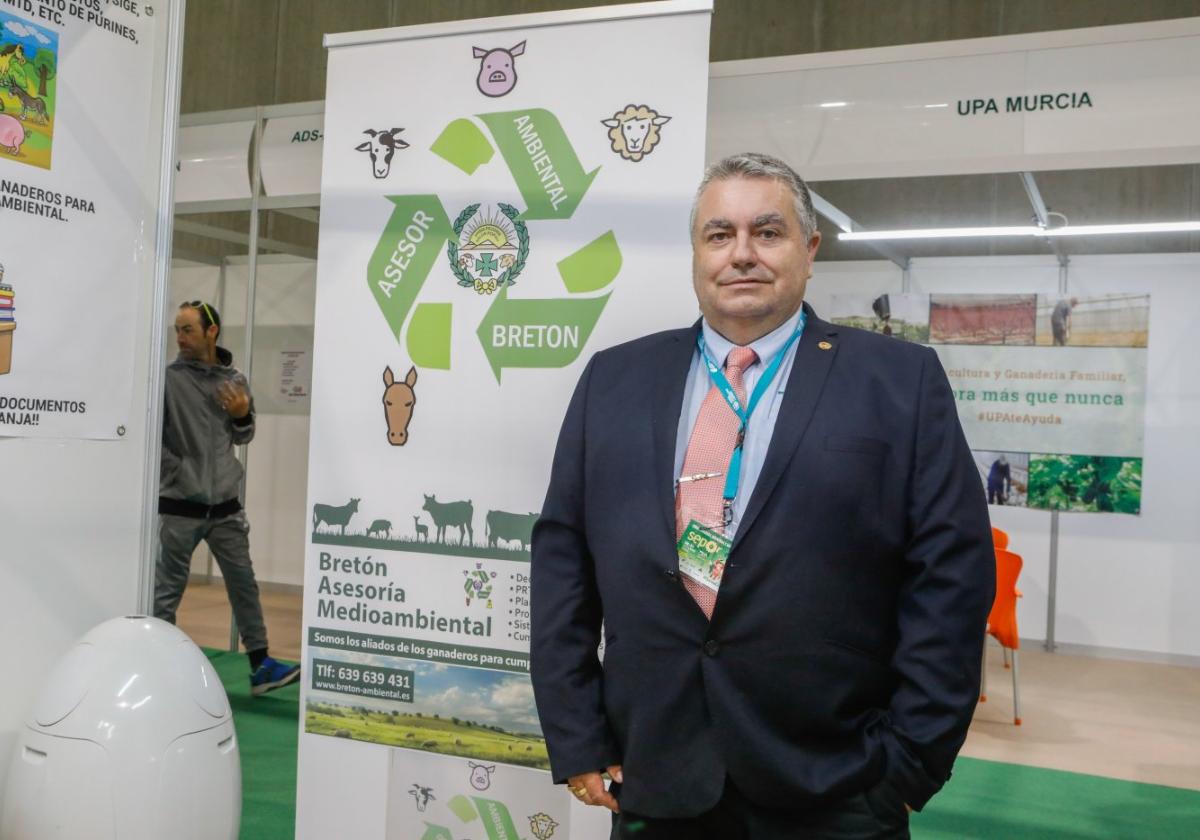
[690,152,818,239]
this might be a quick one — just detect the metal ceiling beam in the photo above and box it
[169,247,224,266]
[1019,172,1069,268]
[175,193,321,215]
[275,207,320,224]
[809,189,911,271]
[174,219,318,261]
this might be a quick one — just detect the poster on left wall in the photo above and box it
[0,3,166,439]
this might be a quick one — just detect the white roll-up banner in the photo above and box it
[297,3,713,838]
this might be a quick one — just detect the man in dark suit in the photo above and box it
[531,153,994,838]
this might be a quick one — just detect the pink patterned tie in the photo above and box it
[676,346,758,618]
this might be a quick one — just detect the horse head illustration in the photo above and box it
[382,365,418,446]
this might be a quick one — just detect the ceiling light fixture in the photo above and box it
[840,226,1039,241]
[839,221,1200,242]
[1041,222,1200,237]
[818,101,848,108]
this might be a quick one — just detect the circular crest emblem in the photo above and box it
[447,202,530,295]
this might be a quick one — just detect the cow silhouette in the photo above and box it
[313,498,360,535]
[367,518,392,538]
[485,510,538,550]
[422,494,473,545]
[382,366,418,446]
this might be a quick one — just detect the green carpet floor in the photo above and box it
[908,758,1200,839]
[206,649,299,840]
[208,649,1200,839]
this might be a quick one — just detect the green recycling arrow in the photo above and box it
[423,796,528,840]
[406,302,453,369]
[477,109,599,220]
[447,795,478,823]
[558,230,622,294]
[477,284,610,383]
[470,797,524,840]
[430,118,496,175]
[367,195,453,341]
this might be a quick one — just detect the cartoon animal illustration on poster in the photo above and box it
[472,41,525,97]
[602,103,671,162]
[355,127,409,179]
[0,11,59,168]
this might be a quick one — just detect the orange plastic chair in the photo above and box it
[980,547,1023,725]
[991,526,1009,550]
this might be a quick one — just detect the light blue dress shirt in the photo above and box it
[673,306,805,540]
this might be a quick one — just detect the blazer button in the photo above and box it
[703,640,720,657]
[664,568,678,579]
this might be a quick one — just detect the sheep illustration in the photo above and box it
[601,104,672,162]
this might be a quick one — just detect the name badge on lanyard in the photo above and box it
[677,519,732,592]
[675,312,806,592]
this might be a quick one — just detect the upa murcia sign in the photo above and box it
[958,90,1093,116]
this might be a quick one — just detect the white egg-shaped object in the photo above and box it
[1,616,240,840]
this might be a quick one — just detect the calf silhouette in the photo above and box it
[413,516,429,542]
[422,494,473,544]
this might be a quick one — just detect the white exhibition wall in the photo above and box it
[168,253,1200,662]
[0,1,183,811]
[0,291,161,802]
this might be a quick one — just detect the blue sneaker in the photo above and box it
[250,657,301,696]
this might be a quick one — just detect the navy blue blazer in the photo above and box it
[530,304,994,818]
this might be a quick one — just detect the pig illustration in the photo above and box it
[467,761,495,791]
[472,41,525,97]
[0,114,25,155]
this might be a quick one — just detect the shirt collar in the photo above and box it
[701,305,806,368]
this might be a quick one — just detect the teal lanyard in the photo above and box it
[696,310,806,524]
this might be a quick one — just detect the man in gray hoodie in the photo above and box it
[155,301,300,696]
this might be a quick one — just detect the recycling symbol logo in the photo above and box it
[462,567,496,607]
[367,108,621,382]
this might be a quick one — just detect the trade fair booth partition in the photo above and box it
[0,0,186,819]
[165,13,1198,838]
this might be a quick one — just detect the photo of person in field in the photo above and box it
[1036,294,1149,347]
[973,450,1029,507]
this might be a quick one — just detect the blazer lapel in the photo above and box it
[652,323,701,546]
[731,305,839,553]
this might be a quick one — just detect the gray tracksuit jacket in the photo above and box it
[160,346,255,505]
